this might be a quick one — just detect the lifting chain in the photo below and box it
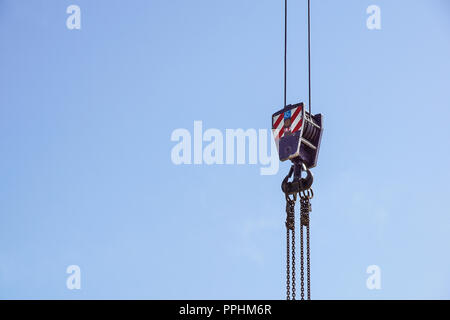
[285,194,296,300]
[300,189,313,300]
[292,217,296,300]
[281,154,315,300]
[284,188,313,301]
[300,219,304,300]
[286,227,290,300]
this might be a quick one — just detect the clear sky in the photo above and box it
[0,0,449,299]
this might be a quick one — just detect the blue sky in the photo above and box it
[0,0,449,299]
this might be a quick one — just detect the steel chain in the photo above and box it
[291,221,296,300]
[300,189,312,300]
[285,195,296,300]
[284,187,313,301]
[300,222,304,300]
[307,224,311,300]
[286,227,290,300]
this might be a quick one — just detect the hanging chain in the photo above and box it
[300,220,304,300]
[306,223,311,300]
[284,186,313,301]
[285,194,296,300]
[300,189,313,300]
[291,219,296,300]
[286,227,290,300]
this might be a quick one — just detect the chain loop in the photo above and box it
[300,222,305,300]
[299,188,313,300]
[291,221,296,300]
[284,181,314,301]
[285,194,296,300]
[286,227,290,300]
[306,224,311,300]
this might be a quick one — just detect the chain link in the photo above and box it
[286,227,290,300]
[291,221,296,300]
[285,195,296,300]
[306,224,311,300]
[284,187,313,301]
[300,222,304,300]
[300,189,312,300]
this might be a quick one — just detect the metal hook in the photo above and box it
[282,161,314,196]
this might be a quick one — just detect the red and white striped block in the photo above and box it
[272,105,303,143]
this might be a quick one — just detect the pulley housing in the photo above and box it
[272,102,323,169]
